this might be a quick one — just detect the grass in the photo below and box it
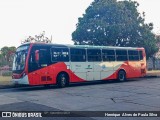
[0,76,12,85]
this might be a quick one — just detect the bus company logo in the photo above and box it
[102,65,107,69]
[2,112,11,117]
[75,65,81,67]
[86,65,92,69]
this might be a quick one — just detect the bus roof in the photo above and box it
[66,44,144,50]
[20,42,144,50]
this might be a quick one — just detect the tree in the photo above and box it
[155,35,160,59]
[0,54,3,66]
[21,31,52,44]
[0,46,16,66]
[72,0,158,58]
[156,35,160,43]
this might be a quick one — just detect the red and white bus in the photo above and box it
[12,43,146,87]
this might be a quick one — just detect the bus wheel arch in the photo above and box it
[117,69,127,82]
[56,72,69,88]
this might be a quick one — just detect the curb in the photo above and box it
[144,75,160,78]
[0,84,28,89]
[145,73,160,78]
[0,85,14,89]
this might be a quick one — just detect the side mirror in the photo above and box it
[35,50,39,63]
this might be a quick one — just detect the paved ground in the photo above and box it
[0,77,160,120]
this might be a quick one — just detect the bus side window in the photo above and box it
[51,47,69,62]
[128,50,139,61]
[102,49,115,61]
[70,48,86,62]
[139,51,143,60]
[87,49,101,62]
[116,50,128,61]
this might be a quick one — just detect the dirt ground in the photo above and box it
[147,70,160,76]
[0,76,12,85]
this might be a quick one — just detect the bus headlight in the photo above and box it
[22,72,26,78]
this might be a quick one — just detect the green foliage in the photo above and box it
[72,0,158,58]
[0,46,16,67]
[2,71,12,76]
[156,35,160,43]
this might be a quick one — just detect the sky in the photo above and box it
[0,0,160,49]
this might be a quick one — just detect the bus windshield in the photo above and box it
[12,45,29,73]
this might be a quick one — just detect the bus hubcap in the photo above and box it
[61,76,66,86]
[119,74,124,80]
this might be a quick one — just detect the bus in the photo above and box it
[12,42,146,87]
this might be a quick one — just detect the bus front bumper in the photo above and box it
[12,75,29,85]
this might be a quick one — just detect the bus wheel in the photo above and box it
[57,73,68,88]
[118,70,126,82]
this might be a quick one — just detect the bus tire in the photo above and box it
[117,70,126,82]
[57,73,69,88]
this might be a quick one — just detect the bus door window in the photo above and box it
[29,48,48,72]
[29,50,39,72]
[38,49,48,67]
